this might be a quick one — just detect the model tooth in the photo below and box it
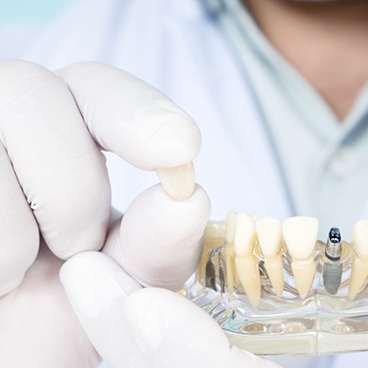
[283,216,318,261]
[225,211,237,244]
[249,212,259,222]
[256,217,282,258]
[156,161,195,201]
[233,212,260,308]
[234,212,257,257]
[235,255,261,308]
[256,217,284,296]
[351,219,368,258]
[349,219,368,299]
[225,211,237,293]
[204,220,226,240]
[283,216,318,299]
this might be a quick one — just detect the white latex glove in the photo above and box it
[60,251,281,368]
[0,60,209,367]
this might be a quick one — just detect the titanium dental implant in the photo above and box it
[323,227,343,295]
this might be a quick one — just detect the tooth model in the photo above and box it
[225,211,237,293]
[283,216,318,299]
[349,219,368,299]
[256,217,284,296]
[234,212,260,308]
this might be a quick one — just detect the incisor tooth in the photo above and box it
[156,161,195,201]
[283,216,318,261]
[256,217,282,258]
[234,212,260,308]
[283,216,318,299]
[256,217,284,296]
[349,219,368,299]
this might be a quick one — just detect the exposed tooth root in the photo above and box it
[234,212,260,307]
[226,244,235,293]
[349,219,368,299]
[156,161,195,201]
[256,217,284,295]
[235,254,261,308]
[349,258,368,299]
[283,216,318,299]
[265,255,284,296]
[291,260,316,299]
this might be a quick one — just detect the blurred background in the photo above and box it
[0,0,74,25]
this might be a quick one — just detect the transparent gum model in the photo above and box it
[181,212,368,356]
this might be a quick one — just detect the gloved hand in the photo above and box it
[60,249,282,368]
[0,60,209,367]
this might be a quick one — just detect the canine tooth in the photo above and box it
[349,219,368,299]
[225,211,237,244]
[234,212,260,307]
[283,216,318,299]
[156,161,195,201]
[256,217,284,295]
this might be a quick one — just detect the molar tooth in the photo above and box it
[349,219,368,299]
[156,161,195,201]
[283,216,318,299]
[256,217,284,296]
[234,212,260,308]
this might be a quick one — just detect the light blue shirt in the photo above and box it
[213,0,368,240]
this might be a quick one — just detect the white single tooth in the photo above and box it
[352,219,368,259]
[234,212,260,308]
[256,217,284,296]
[283,216,318,261]
[283,216,318,299]
[349,219,368,299]
[234,212,256,257]
[225,211,237,244]
[249,212,259,222]
[156,161,195,201]
[256,217,282,259]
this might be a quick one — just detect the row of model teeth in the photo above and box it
[210,212,368,308]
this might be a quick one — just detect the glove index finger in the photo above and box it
[57,62,202,171]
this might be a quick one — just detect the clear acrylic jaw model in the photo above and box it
[181,214,368,356]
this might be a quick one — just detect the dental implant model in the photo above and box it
[323,228,343,295]
[183,212,368,356]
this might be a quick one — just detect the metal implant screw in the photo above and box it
[323,227,343,295]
